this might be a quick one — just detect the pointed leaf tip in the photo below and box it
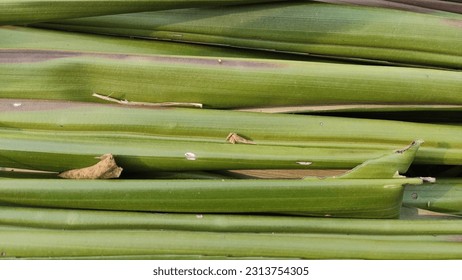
[338,140,423,179]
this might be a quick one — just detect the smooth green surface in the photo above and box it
[1,229,462,259]
[0,178,418,217]
[0,0,282,24]
[0,26,307,60]
[404,179,462,215]
[0,100,461,165]
[2,205,462,234]
[4,254,287,260]
[43,1,462,68]
[1,49,461,108]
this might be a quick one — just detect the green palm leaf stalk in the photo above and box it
[0,140,420,218]
[1,26,308,60]
[1,228,462,259]
[0,0,283,25]
[0,141,422,218]
[319,0,462,14]
[0,178,417,217]
[0,142,424,217]
[0,128,392,173]
[2,254,288,260]
[403,179,462,215]
[386,0,462,14]
[1,49,462,110]
[2,205,462,235]
[39,1,462,69]
[0,100,461,165]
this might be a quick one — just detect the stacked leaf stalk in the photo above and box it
[318,0,462,14]
[0,100,460,167]
[0,177,418,218]
[385,0,462,14]
[0,26,308,60]
[0,139,424,219]
[0,126,387,173]
[1,22,461,118]
[404,179,462,216]
[2,44,461,110]
[36,1,462,69]
[1,228,462,259]
[1,0,461,260]
[2,205,462,234]
[0,0,283,25]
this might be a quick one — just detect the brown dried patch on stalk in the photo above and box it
[0,49,283,69]
[444,19,462,29]
[388,0,462,14]
[58,154,122,179]
[318,0,436,13]
[226,133,255,144]
[395,140,420,154]
[0,50,82,63]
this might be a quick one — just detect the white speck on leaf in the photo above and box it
[185,152,197,161]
